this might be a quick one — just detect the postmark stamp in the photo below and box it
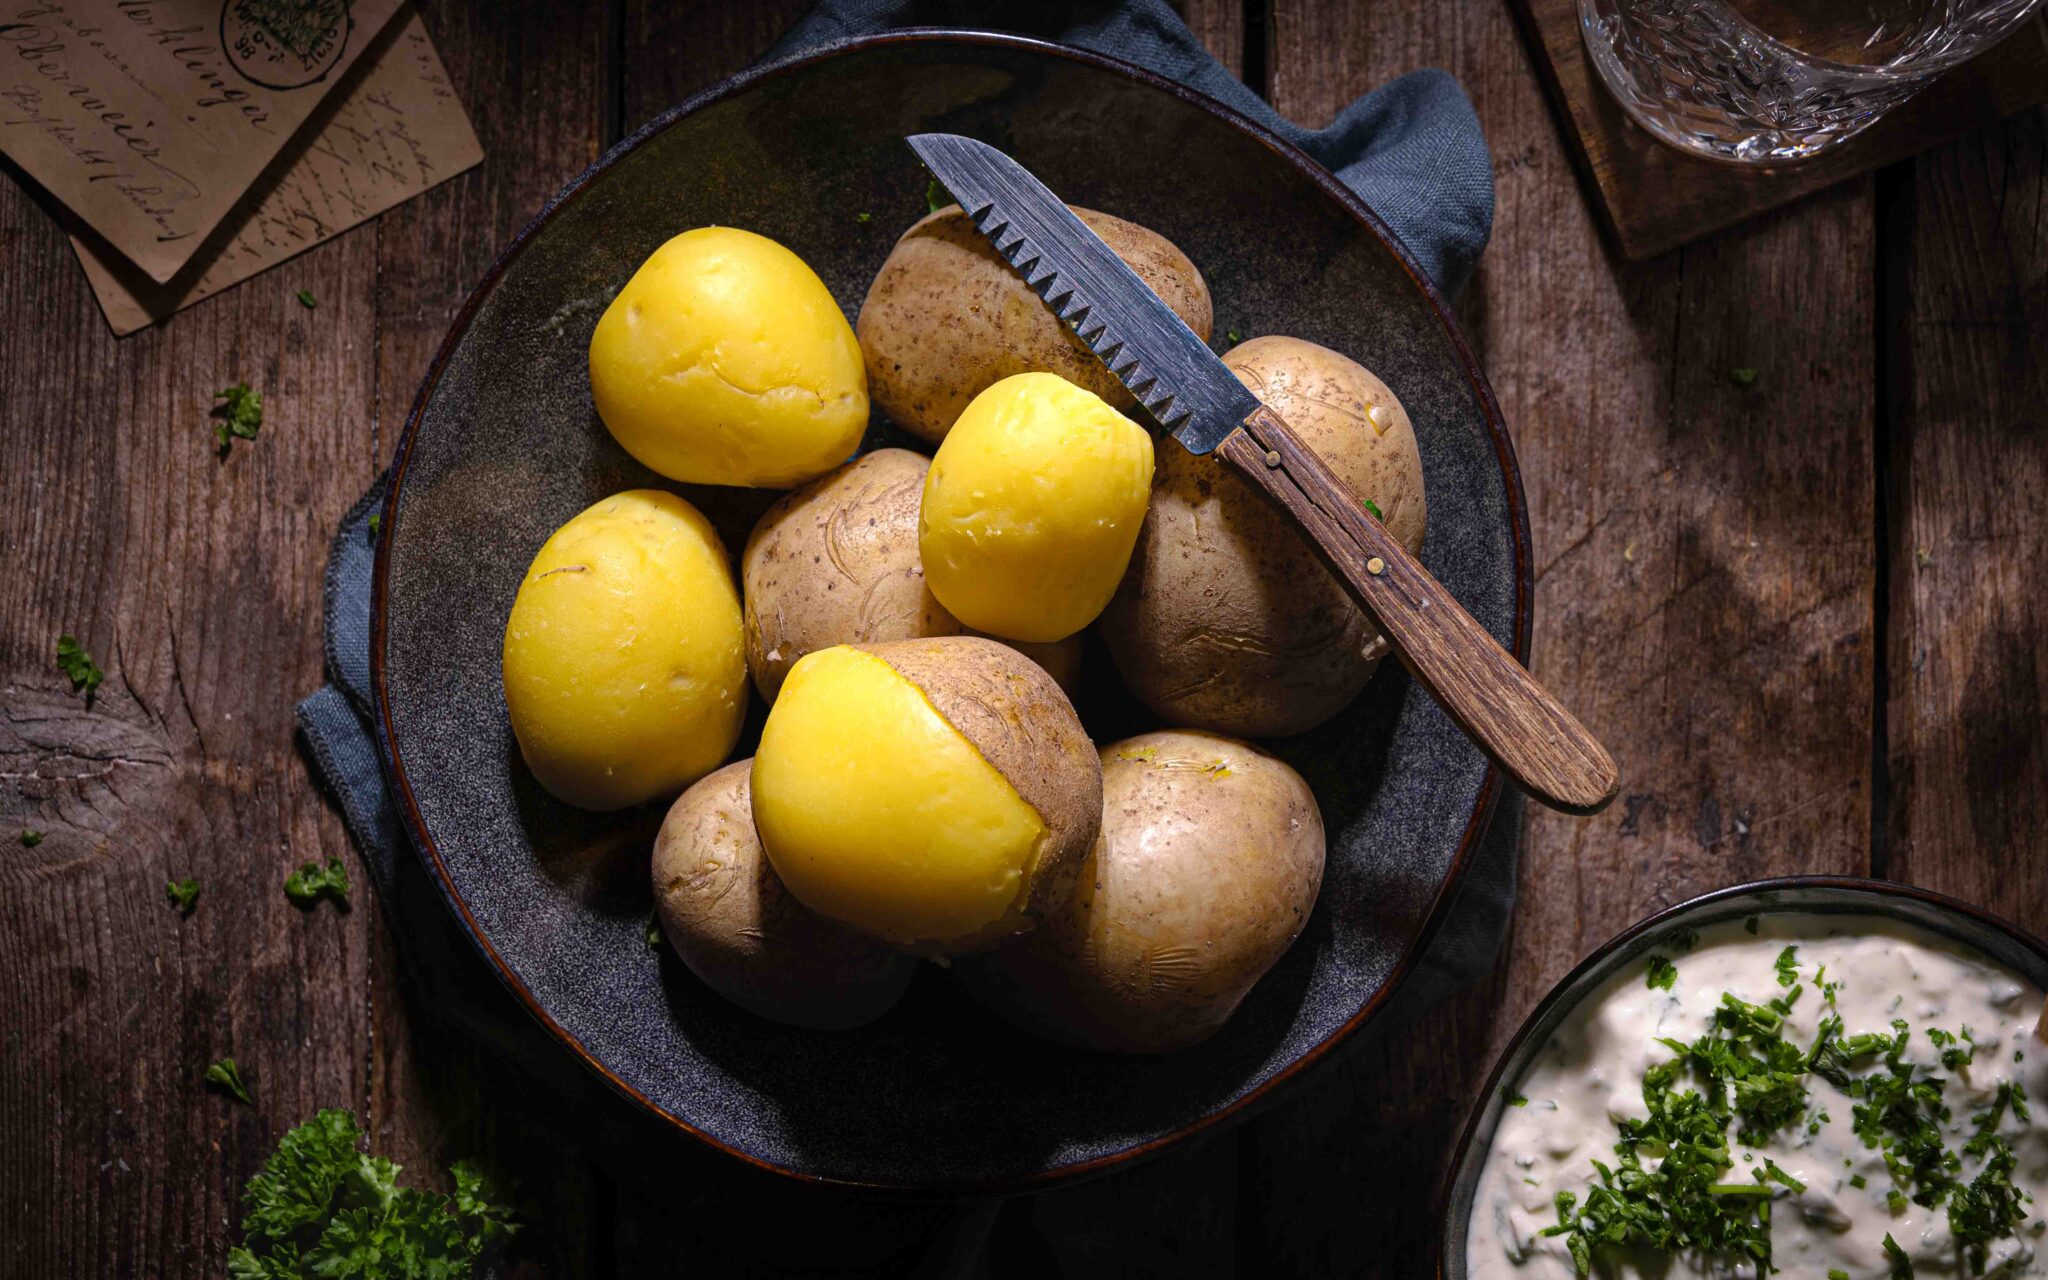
[219,0,352,90]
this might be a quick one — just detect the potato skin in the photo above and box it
[1100,336,1427,737]
[958,731,1325,1053]
[589,227,867,488]
[501,490,746,811]
[741,448,1079,700]
[652,761,915,1029]
[858,206,1212,444]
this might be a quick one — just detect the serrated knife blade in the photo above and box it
[907,132,1260,452]
[907,133,1619,816]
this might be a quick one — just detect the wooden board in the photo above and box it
[1882,113,2048,915]
[1509,0,2048,259]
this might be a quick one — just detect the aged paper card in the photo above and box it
[71,7,481,334]
[1,0,406,283]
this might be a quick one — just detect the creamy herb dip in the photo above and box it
[1469,914,2047,1278]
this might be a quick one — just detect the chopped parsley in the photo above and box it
[228,1109,516,1278]
[284,857,350,909]
[856,211,872,224]
[56,634,103,699]
[1541,956,2037,1277]
[1225,329,1242,345]
[1363,498,1384,521]
[213,382,263,452]
[207,1057,253,1105]
[1773,945,1799,987]
[645,910,664,949]
[166,878,200,915]
[1730,367,1759,387]
[926,178,947,213]
[295,288,316,309]
[368,512,382,539]
[1645,955,1678,990]
[20,829,43,847]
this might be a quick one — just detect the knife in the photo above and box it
[907,132,1618,816]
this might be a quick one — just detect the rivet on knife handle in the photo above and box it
[1220,406,1620,815]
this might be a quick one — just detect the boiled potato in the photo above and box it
[959,731,1325,1053]
[502,490,745,810]
[857,206,1211,444]
[653,761,916,1029]
[1100,336,1426,736]
[750,637,1099,954]
[589,227,866,488]
[919,373,1154,644]
[741,447,1079,700]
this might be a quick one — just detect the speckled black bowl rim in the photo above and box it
[1433,876,2048,1275]
[369,28,1533,1194]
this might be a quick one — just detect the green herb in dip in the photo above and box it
[1469,915,2046,1279]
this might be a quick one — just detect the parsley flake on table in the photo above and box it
[295,288,316,309]
[856,211,872,223]
[20,829,43,847]
[228,1109,517,1280]
[166,878,200,915]
[56,634,103,699]
[368,512,382,539]
[646,910,664,949]
[213,382,264,452]
[207,1057,253,1105]
[1645,954,1677,990]
[1729,367,1759,387]
[284,857,350,909]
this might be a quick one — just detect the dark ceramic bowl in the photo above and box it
[1437,877,2048,1276]
[372,31,1530,1191]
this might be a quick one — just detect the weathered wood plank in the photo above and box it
[358,2,615,1276]
[0,156,382,1280]
[1884,109,2048,933]
[1244,0,1876,1270]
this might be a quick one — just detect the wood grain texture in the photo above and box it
[1509,0,2048,259]
[1243,0,1876,1271]
[1883,110,2048,924]
[1222,411,1618,814]
[0,141,383,1280]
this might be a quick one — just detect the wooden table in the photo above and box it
[3,2,2043,1275]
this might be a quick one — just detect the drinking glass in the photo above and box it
[1579,0,2047,163]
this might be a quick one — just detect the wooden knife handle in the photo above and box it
[1216,405,1619,816]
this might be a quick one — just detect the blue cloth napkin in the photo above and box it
[296,0,1512,1181]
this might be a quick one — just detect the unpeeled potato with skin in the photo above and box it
[958,730,1326,1053]
[653,760,916,1029]
[740,448,1079,701]
[1100,336,1427,737]
[858,206,1212,445]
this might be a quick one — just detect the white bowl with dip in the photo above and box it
[1439,878,2048,1280]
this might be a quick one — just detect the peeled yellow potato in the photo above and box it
[918,373,1154,644]
[958,731,1326,1053]
[750,637,1099,954]
[589,227,867,488]
[857,205,1212,445]
[741,447,1080,701]
[653,761,916,1029]
[1100,336,1427,736]
[502,490,745,810]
